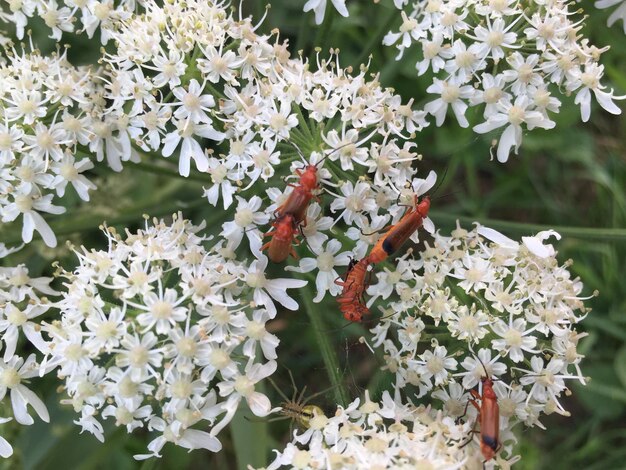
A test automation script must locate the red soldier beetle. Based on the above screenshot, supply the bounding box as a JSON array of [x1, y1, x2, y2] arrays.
[[261, 214, 300, 263], [460, 355, 502, 463], [366, 194, 431, 264], [275, 162, 321, 224], [335, 258, 372, 322], [365, 170, 437, 265], [273, 139, 346, 223], [263, 140, 356, 262]]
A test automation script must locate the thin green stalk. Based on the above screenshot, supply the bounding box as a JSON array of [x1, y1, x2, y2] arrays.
[[300, 279, 350, 407], [131, 161, 212, 184], [429, 210, 626, 241]]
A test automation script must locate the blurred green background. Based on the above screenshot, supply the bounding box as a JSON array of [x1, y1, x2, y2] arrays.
[[1, 0, 625, 468]]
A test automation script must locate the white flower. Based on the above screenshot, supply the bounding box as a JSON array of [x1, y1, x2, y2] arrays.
[[220, 196, 269, 253], [268, 392, 485, 468], [0, 303, 48, 360], [135, 416, 222, 460], [572, 63, 623, 122], [0, 355, 50, 425], [0, 418, 13, 457], [1, 192, 66, 247], [414, 345, 458, 387], [424, 79, 474, 128], [46, 214, 283, 457], [522, 230, 561, 258], [457, 348, 507, 390], [245, 257, 307, 318], [286, 239, 352, 302], [171, 79, 217, 124], [303, 0, 349, 24], [491, 318, 539, 363], [519, 356, 575, 405], [130, 288, 190, 335], [162, 119, 225, 177], [213, 360, 278, 435], [473, 95, 555, 162], [385, 0, 623, 158], [330, 181, 376, 225], [369, 222, 589, 434], [50, 154, 97, 200]]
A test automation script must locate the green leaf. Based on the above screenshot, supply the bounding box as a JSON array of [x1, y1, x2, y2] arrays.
[[230, 401, 268, 470], [614, 346, 626, 389], [576, 363, 626, 418]]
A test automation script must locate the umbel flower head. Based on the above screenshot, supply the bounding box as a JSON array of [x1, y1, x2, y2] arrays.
[[0, 250, 59, 458], [266, 390, 520, 469], [0, 45, 105, 247], [384, 0, 624, 161], [101, 0, 429, 199], [100, 0, 441, 277], [367, 223, 590, 458], [0, 0, 140, 43], [43, 214, 305, 459]]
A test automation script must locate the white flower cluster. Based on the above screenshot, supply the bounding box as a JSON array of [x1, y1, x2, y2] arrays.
[[596, 0, 626, 33], [267, 391, 518, 469], [367, 224, 589, 456], [101, 0, 436, 281], [0, 258, 58, 458], [0, 0, 142, 43], [385, 0, 623, 161], [102, 0, 428, 182], [0, 47, 104, 247], [44, 214, 305, 459]]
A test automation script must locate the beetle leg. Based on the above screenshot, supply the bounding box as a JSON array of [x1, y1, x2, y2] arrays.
[[457, 396, 481, 423]]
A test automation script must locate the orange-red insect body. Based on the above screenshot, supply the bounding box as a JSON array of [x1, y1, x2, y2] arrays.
[[335, 258, 371, 322], [367, 195, 431, 264], [264, 165, 320, 263], [469, 376, 500, 462], [261, 214, 299, 263], [276, 165, 319, 224]]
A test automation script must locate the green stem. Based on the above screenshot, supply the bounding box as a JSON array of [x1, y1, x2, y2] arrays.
[[300, 279, 350, 407], [131, 160, 212, 184], [429, 210, 626, 241]]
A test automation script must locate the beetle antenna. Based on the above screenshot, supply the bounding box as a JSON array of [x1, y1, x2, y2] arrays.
[[430, 189, 464, 202], [473, 352, 490, 379], [430, 164, 450, 197]]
